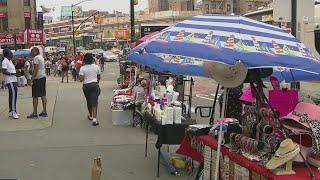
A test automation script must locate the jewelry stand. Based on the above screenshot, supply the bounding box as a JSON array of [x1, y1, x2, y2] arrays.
[[272, 160, 295, 175]]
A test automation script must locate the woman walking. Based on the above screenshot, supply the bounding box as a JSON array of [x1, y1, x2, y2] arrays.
[[1, 49, 19, 119], [61, 56, 69, 83], [79, 53, 101, 126]]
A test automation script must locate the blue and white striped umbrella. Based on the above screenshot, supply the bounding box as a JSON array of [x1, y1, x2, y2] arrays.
[[127, 14, 320, 82]]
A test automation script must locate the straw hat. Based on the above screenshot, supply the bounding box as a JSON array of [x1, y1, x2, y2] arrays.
[[203, 61, 247, 88], [266, 139, 300, 170]]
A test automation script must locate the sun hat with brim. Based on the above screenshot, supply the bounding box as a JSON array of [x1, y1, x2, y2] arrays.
[[281, 102, 320, 132], [266, 139, 300, 170], [203, 61, 248, 88]]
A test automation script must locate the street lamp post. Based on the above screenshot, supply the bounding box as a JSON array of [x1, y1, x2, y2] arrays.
[[130, 0, 135, 42], [71, 0, 93, 55], [72, 10, 76, 55]]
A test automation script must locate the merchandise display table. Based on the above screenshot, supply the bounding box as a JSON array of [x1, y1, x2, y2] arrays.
[[144, 112, 196, 177], [179, 134, 320, 180]]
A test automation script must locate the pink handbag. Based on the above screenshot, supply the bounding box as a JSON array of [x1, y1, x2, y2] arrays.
[[269, 89, 299, 117], [240, 87, 255, 104]]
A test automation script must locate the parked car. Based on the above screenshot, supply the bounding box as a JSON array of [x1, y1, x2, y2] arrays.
[[111, 48, 120, 54], [103, 51, 118, 62]]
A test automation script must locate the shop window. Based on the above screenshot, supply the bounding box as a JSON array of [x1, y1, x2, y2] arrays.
[[0, 17, 8, 32], [25, 18, 31, 29], [0, 0, 7, 6], [24, 0, 30, 6]]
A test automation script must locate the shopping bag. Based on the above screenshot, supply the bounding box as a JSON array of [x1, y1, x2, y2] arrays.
[[91, 157, 102, 180], [269, 89, 299, 117]]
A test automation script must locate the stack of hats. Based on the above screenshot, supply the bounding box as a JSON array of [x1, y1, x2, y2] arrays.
[[266, 139, 300, 170], [281, 102, 320, 167]]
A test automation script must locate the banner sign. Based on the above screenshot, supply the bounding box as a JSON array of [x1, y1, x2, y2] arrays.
[[0, 33, 24, 44], [26, 29, 45, 45], [0, 12, 7, 18]]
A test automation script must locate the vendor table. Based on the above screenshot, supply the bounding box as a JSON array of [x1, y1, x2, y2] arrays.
[[178, 134, 320, 180], [144, 112, 196, 177]]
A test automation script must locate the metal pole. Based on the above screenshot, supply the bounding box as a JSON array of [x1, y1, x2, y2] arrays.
[[130, 0, 135, 42], [290, 0, 300, 89], [72, 9, 76, 55], [14, 33, 17, 50], [100, 23, 102, 48], [210, 84, 220, 125]]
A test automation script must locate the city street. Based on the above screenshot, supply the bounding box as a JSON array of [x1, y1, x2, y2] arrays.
[[0, 62, 205, 180]]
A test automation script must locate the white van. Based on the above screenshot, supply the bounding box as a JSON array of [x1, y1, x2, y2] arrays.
[[44, 46, 58, 54]]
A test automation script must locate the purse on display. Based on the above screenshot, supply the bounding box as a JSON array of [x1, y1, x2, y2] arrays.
[[269, 89, 299, 118]]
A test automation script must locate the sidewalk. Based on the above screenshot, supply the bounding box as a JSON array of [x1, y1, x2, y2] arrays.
[[0, 77, 59, 132]]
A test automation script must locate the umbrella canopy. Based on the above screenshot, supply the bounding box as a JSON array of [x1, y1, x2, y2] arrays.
[[13, 49, 31, 57], [135, 31, 159, 46], [127, 14, 320, 83]]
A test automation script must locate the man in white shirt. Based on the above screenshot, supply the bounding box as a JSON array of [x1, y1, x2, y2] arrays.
[[27, 47, 47, 119], [1, 48, 19, 119]]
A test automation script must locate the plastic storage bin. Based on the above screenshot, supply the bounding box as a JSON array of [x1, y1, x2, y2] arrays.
[[112, 109, 133, 126]]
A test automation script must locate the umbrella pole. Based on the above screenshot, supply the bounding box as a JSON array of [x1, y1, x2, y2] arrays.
[[210, 84, 220, 125], [214, 88, 227, 180]]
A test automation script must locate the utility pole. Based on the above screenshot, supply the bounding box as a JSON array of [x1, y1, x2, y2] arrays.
[[72, 10, 76, 55], [290, 0, 300, 89], [130, 0, 135, 42]]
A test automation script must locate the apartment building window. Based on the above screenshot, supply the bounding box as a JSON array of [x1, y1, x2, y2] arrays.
[[212, 4, 216, 10], [219, 3, 223, 10], [24, 0, 30, 6], [25, 18, 31, 29], [0, 0, 7, 6], [0, 18, 8, 32], [205, 4, 209, 14], [227, 4, 231, 12]]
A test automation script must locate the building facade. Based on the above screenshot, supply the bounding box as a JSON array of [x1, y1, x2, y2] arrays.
[[0, 0, 37, 33], [148, 0, 169, 12], [202, 0, 269, 15], [44, 17, 95, 50], [148, 0, 195, 12]]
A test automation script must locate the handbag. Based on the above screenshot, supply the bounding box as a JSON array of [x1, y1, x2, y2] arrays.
[[269, 89, 299, 117]]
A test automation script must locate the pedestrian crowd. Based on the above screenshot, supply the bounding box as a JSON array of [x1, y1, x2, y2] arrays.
[[0, 49, 103, 126]]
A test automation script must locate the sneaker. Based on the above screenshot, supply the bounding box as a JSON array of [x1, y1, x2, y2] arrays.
[[12, 112, 19, 119], [39, 112, 48, 117], [9, 112, 20, 117], [27, 113, 38, 119], [92, 119, 99, 126], [88, 115, 93, 121]]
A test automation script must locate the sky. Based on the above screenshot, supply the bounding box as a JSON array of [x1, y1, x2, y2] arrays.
[[36, 0, 149, 18]]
